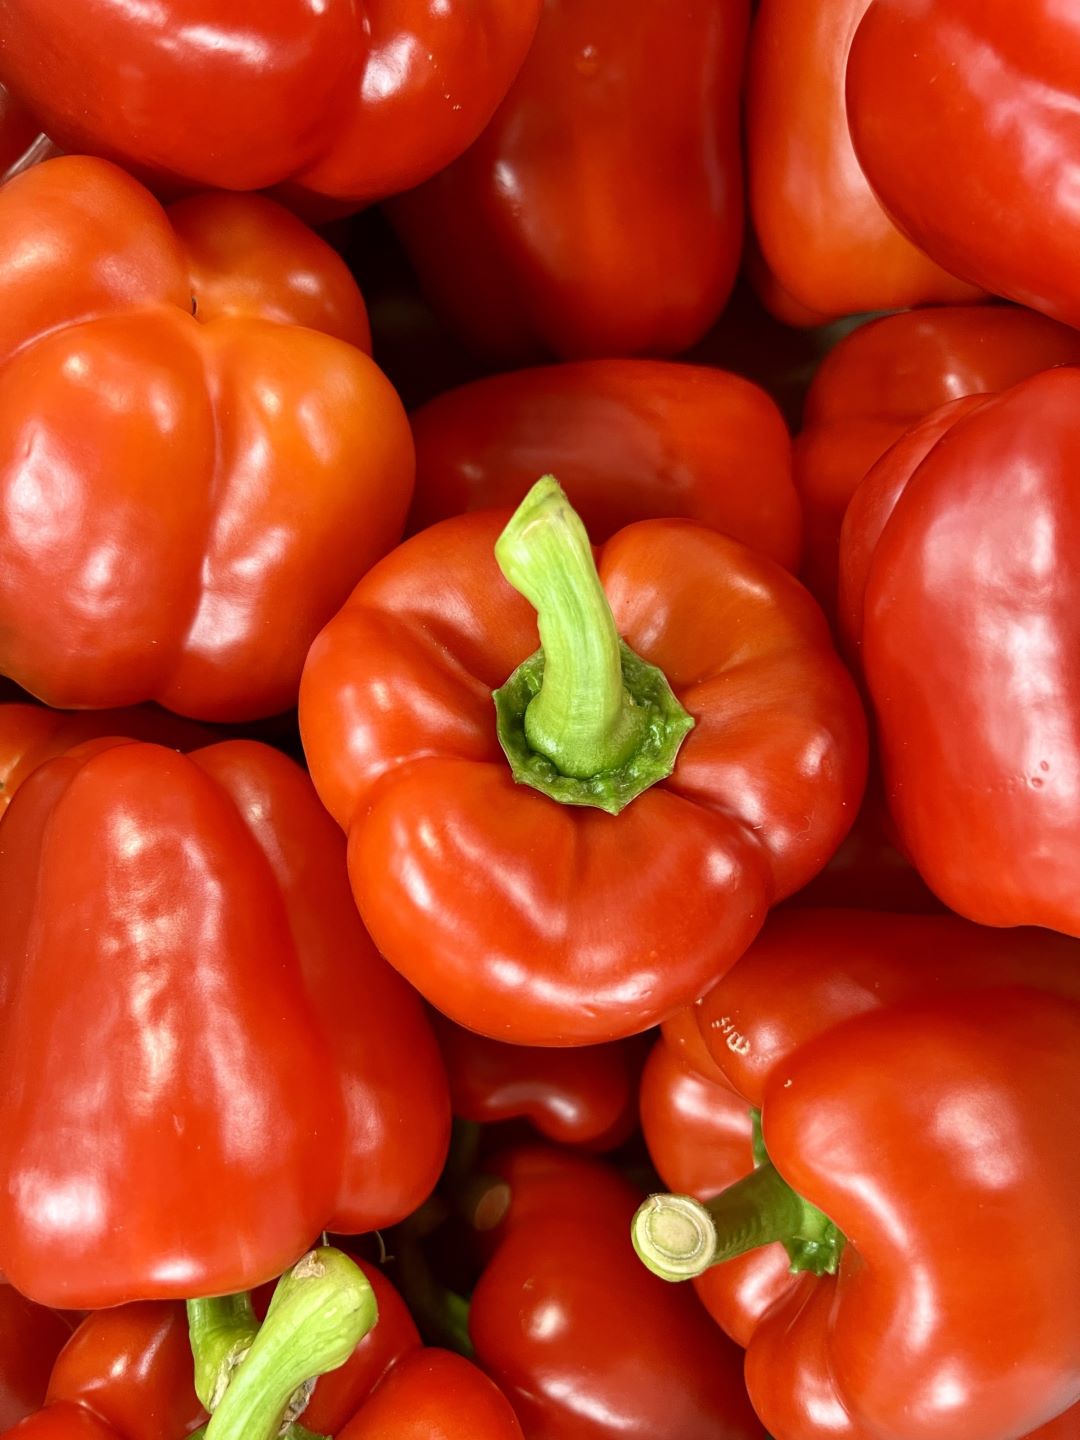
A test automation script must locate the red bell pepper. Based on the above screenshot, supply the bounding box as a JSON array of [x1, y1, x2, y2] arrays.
[[847, 0, 1080, 328], [0, 1288, 73, 1431], [0, 3, 542, 210], [0, 737, 449, 1308], [41, 1303, 204, 1440], [300, 479, 866, 1044], [0, 156, 413, 722], [433, 1015, 643, 1150], [837, 395, 987, 661], [7, 1264, 423, 1438], [635, 907, 1080, 1440], [743, 241, 835, 330], [468, 1145, 764, 1440], [659, 1006, 733, 1088], [336, 1350, 524, 1440], [387, 0, 750, 361], [3, 1410, 118, 1438], [747, 0, 979, 318], [794, 304, 1080, 621], [692, 907, 1080, 1104], [639, 1035, 791, 1348], [0, 704, 213, 819], [838, 367, 1080, 931], [407, 360, 800, 569], [1, 1301, 203, 1439]]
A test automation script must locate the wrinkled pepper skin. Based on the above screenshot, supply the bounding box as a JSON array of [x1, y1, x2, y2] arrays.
[[0, 739, 450, 1307], [794, 305, 1080, 620], [0, 1288, 72, 1431], [838, 368, 1080, 932], [847, 0, 1080, 328], [0, 156, 413, 722], [433, 1015, 643, 1149], [747, 0, 978, 319], [300, 511, 866, 1045], [682, 909, 1080, 1440], [471, 1146, 764, 1440], [408, 361, 800, 567], [388, 0, 749, 361], [2, 1302, 204, 1440], [337, 1350, 525, 1440], [0, 2, 542, 210]]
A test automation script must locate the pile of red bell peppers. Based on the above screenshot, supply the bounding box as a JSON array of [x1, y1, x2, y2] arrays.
[[0, 3, 1076, 1438]]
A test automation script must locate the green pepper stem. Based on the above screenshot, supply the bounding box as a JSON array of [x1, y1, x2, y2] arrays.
[[493, 478, 694, 813], [190, 1427, 326, 1440], [495, 476, 645, 778], [187, 1292, 260, 1413], [200, 1248, 377, 1440], [632, 1162, 845, 1282]]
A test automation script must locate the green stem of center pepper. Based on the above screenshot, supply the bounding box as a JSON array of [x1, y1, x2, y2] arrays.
[[492, 476, 694, 814]]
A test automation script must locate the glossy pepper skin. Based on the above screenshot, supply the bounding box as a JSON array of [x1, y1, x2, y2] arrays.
[[262, 1255, 521, 1438], [337, 1350, 524, 1440], [675, 908, 1080, 1440], [794, 305, 1080, 619], [694, 908, 1080, 1098], [300, 509, 866, 1045], [470, 1146, 764, 1440], [838, 367, 1080, 932], [733, 993, 1080, 1440], [653, 909, 1080, 1375], [747, 0, 978, 319], [433, 1014, 643, 1150], [2, 1302, 204, 1440], [0, 704, 212, 819], [0, 155, 413, 722], [754, 990, 1080, 1440], [0, 1288, 72, 1431], [0, 2, 542, 210], [388, 0, 749, 362], [0, 738, 450, 1308], [639, 1035, 791, 1348], [847, 0, 1080, 328], [408, 361, 800, 567]]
